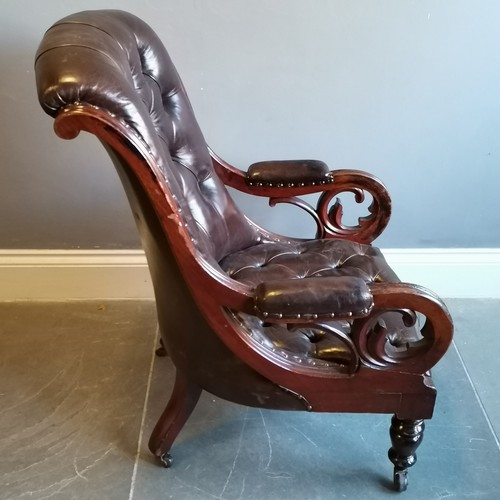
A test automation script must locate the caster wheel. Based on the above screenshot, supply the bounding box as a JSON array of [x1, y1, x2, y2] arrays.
[[155, 345, 167, 357], [155, 339, 168, 357], [394, 468, 408, 492], [160, 452, 173, 468]]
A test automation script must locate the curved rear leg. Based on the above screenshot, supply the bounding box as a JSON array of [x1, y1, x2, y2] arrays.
[[148, 370, 202, 467]]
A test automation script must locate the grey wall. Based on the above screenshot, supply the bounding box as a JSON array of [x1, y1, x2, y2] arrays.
[[1, 0, 499, 249]]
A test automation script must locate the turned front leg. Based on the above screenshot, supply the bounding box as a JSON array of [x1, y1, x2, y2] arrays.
[[388, 416, 425, 492]]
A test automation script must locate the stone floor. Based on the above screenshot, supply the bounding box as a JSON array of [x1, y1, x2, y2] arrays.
[[0, 299, 499, 499]]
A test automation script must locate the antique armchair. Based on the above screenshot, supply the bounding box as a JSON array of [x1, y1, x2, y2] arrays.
[[35, 10, 453, 492]]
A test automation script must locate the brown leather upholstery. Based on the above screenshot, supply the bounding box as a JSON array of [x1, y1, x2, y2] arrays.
[[220, 239, 397, 289], [35, 10, 453, 492], [253, 276, 373, 319], [36, 10, 258, 262], [247, 159, 333, 187]]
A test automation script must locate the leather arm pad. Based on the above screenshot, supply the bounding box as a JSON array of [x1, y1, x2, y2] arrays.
[[247, 160, 333, 187], [253, 276, 373, 321]]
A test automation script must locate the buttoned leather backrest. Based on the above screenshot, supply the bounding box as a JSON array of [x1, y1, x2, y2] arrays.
[[35, 9, 258, 261]]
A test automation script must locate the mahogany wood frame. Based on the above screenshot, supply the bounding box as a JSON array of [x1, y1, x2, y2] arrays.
[[52, 103, 453, 492]]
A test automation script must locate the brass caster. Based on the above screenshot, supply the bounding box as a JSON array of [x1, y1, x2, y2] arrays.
[[394, 468, 408, 492], [160, 452, 173, 468], [155, 338, 168, 357]]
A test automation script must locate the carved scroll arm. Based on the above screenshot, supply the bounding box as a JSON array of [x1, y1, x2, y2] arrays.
[[351, 282, 453, 374], [209, 148, 391, 244], [247, 277, 452, 376]]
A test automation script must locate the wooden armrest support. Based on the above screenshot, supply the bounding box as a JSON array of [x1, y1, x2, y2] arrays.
[[351, 282, 454, 374], [253, 276, 373, 322], [209, 147, 392, 243]]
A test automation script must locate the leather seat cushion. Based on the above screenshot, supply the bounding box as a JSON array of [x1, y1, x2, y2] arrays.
[[220, 239, 407, 372], [220, 238, 399, 287]]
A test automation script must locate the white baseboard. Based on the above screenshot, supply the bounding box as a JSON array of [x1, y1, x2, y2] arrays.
[[0, 248, 498, 301], [0, 250, 153, 301], [383, 248, 500, 299]]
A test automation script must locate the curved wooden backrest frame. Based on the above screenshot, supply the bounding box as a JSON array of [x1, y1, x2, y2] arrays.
[[54, 104, 452, 418]]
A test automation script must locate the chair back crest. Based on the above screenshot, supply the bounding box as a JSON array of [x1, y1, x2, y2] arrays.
[[35, 9, 258, 261]]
